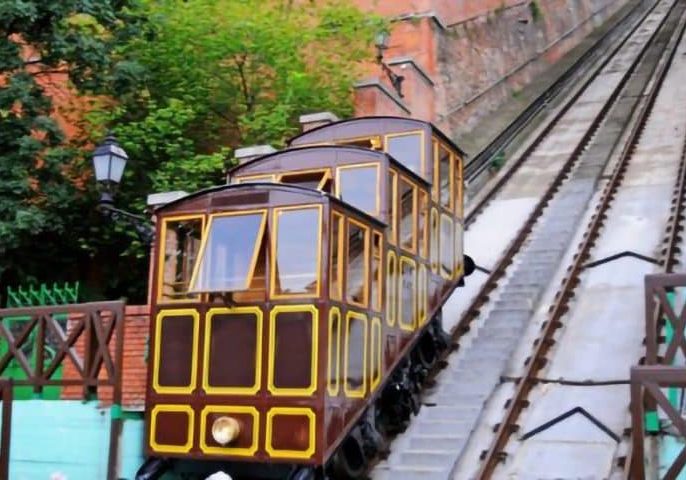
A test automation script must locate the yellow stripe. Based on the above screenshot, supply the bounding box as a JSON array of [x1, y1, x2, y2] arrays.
[[199, 405, 259, 456], [344, 311, 368, 398]]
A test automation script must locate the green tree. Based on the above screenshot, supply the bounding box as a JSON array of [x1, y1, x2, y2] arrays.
[[99, 0, 383, 195], [0, 1, 146, 301]]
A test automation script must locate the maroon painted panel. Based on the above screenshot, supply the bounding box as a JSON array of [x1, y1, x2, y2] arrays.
[[157, 314, 195, 387], [273, 311, 314, 389], [207, 312, 258, 388]]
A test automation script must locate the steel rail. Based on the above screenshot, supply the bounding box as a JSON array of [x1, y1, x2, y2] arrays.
[[477, 4, 686, 477], [464, 0, 658, 229], [622, 23, 686, 480], [450, 0, 671, 349], [463, 0, 649, 183]]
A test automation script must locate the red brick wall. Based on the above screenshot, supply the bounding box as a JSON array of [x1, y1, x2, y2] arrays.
[[61, 305, 150, 410]]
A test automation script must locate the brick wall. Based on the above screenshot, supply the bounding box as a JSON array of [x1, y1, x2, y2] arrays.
[[352, 0, 630, 141], [61, 305, 150, 410]]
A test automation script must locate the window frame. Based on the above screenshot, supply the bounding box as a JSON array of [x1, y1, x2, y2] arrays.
[[439, 213, 455, 280], [398, 175, 418, 255], [345, 217, 371, 309], [330, 211, 345, 302], [335, 162, 381, 217], [188, 209, 267, 294], [234, 174, 277, 184], [398, 256, 417, 332], [388, 169, 398, 246], [157, 214, 206, 304], [278, 168, 332, 191], [371, 231, 384, 312], [435, 141, 455, 213], [270, 204, 324, 299], [327, 307, 342, 396], [384, 130, 427, 178], [386, 250, 397, 327]]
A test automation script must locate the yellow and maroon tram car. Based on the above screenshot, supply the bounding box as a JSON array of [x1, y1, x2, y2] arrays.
[[141, 117, 471, 480]]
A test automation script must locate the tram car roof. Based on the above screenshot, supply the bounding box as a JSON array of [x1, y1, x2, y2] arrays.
[[287, 115, 466, 157], [227, 144, 430, 190], [153, 181, 387, 229]]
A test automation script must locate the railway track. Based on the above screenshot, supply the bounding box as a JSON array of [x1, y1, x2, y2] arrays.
[[371, 1, 686, 478], [477, 2, 686, 476]]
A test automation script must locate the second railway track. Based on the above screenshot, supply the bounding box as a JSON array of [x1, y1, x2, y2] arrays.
[[371, 0, 686, 478]]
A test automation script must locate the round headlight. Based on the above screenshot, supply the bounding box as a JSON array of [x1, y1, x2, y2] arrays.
[[211, 416, 241, 446]]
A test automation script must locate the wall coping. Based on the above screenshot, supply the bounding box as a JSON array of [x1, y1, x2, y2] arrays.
[[354, 78, 412, 114], [387, 56, 435, 86]]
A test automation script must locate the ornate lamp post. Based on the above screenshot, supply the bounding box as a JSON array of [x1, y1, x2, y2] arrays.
[[375, 31, 404, 98], [92, 133, 154, 244]]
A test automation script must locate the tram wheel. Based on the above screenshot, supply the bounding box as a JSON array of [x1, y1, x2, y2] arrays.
[[464, 255, 475, 277]]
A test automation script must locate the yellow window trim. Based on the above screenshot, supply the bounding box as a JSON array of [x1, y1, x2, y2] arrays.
[[335, 162, 381, 217], [202, 307, 263, 395], [419, 190, 429, 259], [267, 304, 319, 396], [389, 169, 398, 246], [199, 405, 259, 456], [346, 217, 370, 309], [149, 404, 194, 454], [398, 256, 417, 332], [344, 310, 368, 399], [454, 220, 464, 278], [434, 140, 455, 213], [398, 174, 418, 255], [440, 213, 455, 281], [270, 204, 323, 299], [431, 139, 439, 203], [234, 174, 277, 184], [455, 154, 464, 217], [418, 264, 428, 327], [330, 212, 345, 302], [156, 214, 206, 304], [188, 209, 268, 294], [384, 130, 426, 178], [370, 317, 382, 392], [295, 135, 382, 150], [278, 168, 332, 190], [152, 309, 199, 394], [386, 250, 397, 327], [265, 407, 316, 459], [327, 307, 342, 397], [371, 231, 384, 312], [430, 207, 439, 274]]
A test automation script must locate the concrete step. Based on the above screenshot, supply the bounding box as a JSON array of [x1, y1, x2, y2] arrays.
[[415, 419, 475, 436], [394, 450, 459, 468], [372, 464, 449, 480], [408, 435, 466, 452]]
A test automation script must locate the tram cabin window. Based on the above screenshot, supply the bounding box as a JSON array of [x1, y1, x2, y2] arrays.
[[346, 219, 370, 307], [386, 132, 423, 177], [160, 217, 203, 301], [272, 207, 321, 296], [438, 144, 453, 211], [189, 212, 266, 293], [337, 164, 380, 216], [280, 170, 330, 190], [399, 177, 417, 253]]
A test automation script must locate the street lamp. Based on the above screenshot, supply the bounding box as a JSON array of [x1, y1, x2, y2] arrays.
[[92, 133, 128, 205], [374, 31, 404, 98], [91, 133, 154, 244]]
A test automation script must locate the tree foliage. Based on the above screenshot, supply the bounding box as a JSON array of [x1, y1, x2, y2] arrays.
[[0, 0, 146, 301], [100, 0, 383, 194], [1, 0, 381, 303]]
